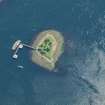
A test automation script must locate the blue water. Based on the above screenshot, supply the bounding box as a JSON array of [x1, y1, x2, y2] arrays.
[[1, 0, 105, 105]]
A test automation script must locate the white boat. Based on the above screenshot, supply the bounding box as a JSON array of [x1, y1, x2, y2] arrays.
[[12, 54, 18, 59], [19, 44, 23, 49], [12, 46, 20, 59], [17, 65, 24, 69], [12, 40, 21, 50]]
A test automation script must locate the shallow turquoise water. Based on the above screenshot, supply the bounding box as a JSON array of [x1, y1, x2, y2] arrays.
[[0, 0, 105, 105]]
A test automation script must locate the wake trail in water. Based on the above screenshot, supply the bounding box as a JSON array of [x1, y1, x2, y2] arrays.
[[78, 76, 99, 94], [68, 63, 99, 95]]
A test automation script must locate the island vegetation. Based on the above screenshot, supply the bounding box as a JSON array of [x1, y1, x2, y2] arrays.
[[31, 30, 64, 71]]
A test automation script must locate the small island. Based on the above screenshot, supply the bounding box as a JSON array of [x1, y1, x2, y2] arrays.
[[31, 30, 64, 71]]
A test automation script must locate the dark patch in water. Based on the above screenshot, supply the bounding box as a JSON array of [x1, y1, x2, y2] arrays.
[[78, 76, 99, 94]]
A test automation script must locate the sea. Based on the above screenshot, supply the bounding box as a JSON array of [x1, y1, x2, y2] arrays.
[[0, 0, 105, 105]]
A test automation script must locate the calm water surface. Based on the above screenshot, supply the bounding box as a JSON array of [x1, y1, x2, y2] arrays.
[[0, 0, 105, 105]]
